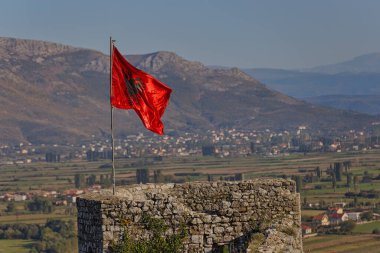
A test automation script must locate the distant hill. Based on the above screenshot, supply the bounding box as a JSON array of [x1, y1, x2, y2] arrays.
[[304, 95, 380, 115], [243, 53, 380, 114], [0, 37, 378, 144], [243, 68, 380, 98], [309, 53, 380, 74]]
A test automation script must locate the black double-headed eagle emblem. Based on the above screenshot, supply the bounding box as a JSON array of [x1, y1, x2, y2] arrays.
[[124, 72, 144, 105]]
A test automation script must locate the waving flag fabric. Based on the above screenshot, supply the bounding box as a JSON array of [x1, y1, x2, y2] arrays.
[[111, 46, 172, 135]]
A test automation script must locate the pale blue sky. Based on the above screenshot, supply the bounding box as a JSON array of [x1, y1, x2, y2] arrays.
[[1, 0, 380, 69]]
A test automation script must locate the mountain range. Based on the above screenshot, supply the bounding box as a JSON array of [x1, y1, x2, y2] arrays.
[[305, 95, 380, 115], [243, 53, 380, 115], [309, 53, 380, 74], [243, 69, 380, 97], [0, 37, 377, 144]]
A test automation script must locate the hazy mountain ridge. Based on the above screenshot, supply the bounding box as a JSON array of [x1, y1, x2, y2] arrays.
[[242, 53, 380, 115], [304, 95, 380, 115], [244, 68, 380, 98], [0, 37, 377, 144], [309, 52, 380, 74]]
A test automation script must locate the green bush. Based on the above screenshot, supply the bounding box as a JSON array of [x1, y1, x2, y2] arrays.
[[340, 220, 356, 234], [110, 214, 187, 253], [26, 197, 54, 213]]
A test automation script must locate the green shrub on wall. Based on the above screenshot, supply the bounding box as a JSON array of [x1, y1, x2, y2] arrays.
[[110, 214, 187, 253]]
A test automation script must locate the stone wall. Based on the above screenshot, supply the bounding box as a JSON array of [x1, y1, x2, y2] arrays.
[[77, 179, 303, 253]]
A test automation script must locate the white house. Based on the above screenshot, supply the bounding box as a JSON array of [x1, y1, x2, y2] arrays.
[[347, 212, 361, 221], [14, 194, 27, 201]]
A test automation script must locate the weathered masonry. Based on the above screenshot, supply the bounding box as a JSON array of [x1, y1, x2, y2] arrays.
[[77, 179, 303, 253]]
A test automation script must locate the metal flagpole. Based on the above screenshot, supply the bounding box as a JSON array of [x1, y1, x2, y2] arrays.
[[110, 36, 116, 195]]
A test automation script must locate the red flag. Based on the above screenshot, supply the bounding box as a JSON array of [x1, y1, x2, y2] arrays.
[[111, 46, 172, 135]]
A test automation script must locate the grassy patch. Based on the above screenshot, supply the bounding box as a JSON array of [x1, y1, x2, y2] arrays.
[[303, 234, 380, 253], [0, 239, 35, 253], [0, 212, 74, 224], [301, 209, 325, 217], [353, 221, 380, 234]]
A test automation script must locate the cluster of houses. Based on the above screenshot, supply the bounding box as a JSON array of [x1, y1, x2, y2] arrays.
[[312, 207, 360, 226], [0, 185, 101, 206], [2, 125, 380, 165], [302, 207, 364, 237], [0, 190, 58, 202]]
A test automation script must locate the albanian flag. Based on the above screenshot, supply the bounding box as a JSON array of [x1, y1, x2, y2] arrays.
[[111, 46, 172, 135]]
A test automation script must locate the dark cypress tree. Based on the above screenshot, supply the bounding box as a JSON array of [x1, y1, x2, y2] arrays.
[[354, 175, 359, 193], [295, 175, 303, 193], [316, 166, 322, 179], [332, 174, 337, 192], [346, 173, 353, 189], [334, 162, 343, 181]]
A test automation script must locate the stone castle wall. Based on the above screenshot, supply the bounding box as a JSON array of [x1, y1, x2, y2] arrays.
[[77, 179, 303, 253]]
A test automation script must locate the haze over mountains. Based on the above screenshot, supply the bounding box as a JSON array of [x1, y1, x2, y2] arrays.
[[309, 53, 380, 74], [243, 53, 380, 115], [0, 37, 377, 144]]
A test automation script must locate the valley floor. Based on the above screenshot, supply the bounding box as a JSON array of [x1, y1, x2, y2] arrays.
[[303, 234, 380, 253]]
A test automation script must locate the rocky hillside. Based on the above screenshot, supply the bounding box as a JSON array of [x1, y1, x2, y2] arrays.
[[0, 37, 377, 144]]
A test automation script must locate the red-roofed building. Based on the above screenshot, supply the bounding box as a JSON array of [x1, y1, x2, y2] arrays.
[[329, 212, 348, 225], [302, 224, 312, 236], [312, 213, 330, 227], [327, 207, 343, 214]]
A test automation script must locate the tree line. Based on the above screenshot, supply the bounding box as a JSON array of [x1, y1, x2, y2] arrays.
[[0, 219, 77, 253]]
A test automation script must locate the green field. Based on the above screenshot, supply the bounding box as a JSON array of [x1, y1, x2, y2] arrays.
[[0, 240, 35, 253], [353, 221, 380, 234], [304, 235, 380, 253], [1, 149, 380, 194], [301, 209, 324, 217], [2, 150, 380, 251], [303, 235, 380, 253], [0, 212, 74, 224]]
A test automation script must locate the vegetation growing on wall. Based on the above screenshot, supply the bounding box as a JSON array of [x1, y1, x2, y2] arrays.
[[110, 214, 187, 253]]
